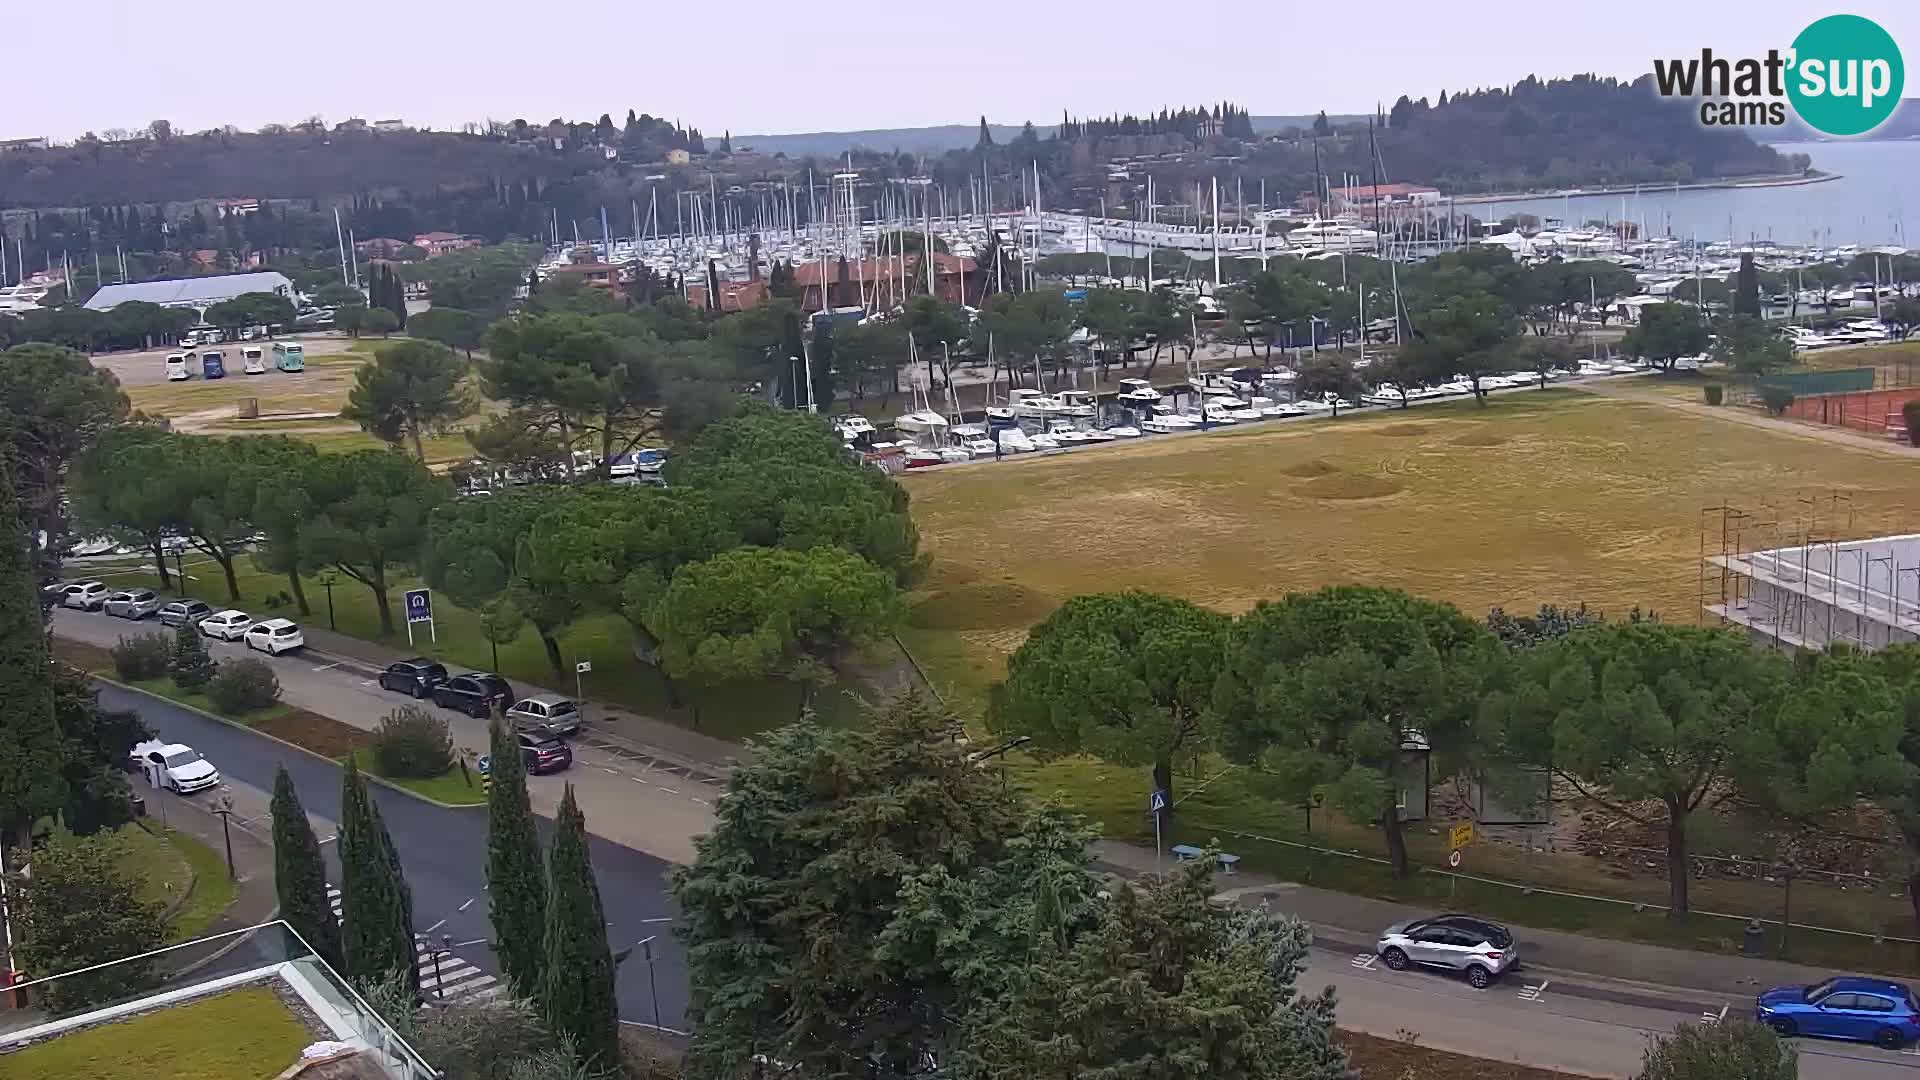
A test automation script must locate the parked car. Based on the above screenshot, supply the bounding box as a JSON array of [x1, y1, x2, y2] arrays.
[[198, 609, 255, 641], [1757, 976, 1920, 1049], [59, 580, 110, 611], [506, 693, 583, 737], [244, 618, 306, 655], [131, 739, 221, 794], [517, 732, 573, 774], [42, 578, 74, 602], [104, 588, 163, 619], [432, 672, 517, 718], [379, 658, 449, 698], [1375, 915, 1518, 989], [158, 599, 215, 628]]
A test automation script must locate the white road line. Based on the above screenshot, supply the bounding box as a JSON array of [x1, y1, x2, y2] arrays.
[[421, 918, 447, 936], [457, 897, 476, 913], [632, 777, 650, 785], [641, 916, 673, 924], [1700, 1003, 1728, 1025], [600, 767, 618, 775], [312, 662, 340, 672], [619, 1020, 693, 1037], [658, 787, 678, 794], [1350, 953, 1378, 970], [454, 938, 488, 948], [1518, 978, 1549, 1002], [691, 797, 709, 805]]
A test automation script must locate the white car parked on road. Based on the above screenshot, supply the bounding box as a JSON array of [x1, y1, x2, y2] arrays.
[[60, 581, 110, 610], [131, 740, 221, 794], [199, 609, 255, 641], [244, 618, 305, 654]]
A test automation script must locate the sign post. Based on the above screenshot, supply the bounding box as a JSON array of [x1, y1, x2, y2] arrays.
[[403, 588, 435, 646], [575, 659, 591, 702], [1447, 822, 1474, 899], [1149, 789, 1168, 869]]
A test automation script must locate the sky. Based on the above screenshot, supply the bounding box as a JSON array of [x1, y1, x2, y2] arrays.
[[10, 1, 1918, 140]]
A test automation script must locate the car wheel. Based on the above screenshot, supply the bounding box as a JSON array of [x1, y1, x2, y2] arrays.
[[1876, 1027, 1905, 1050], [1769, 1018, 1795, 1037], [1465, 965, 1492, 990], [413, 683, 428, 700], [1381, 948, 1409, 971], [469, 701, 486, 719]]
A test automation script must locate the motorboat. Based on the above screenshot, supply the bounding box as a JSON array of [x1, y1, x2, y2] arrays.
[[1008, 389, 1068, 418], [834, 416, 876, 442], [1028, 432, 1062, 451], [997, 428, 1036, 453], [964, 437, 998, 458], [1139, 417, 1182, 434], [1081, 429, 1118, 443], [1057, 390, 1099, 416], [894, 410, 950, 438], [1117, 378, 1164, 405], [1053, 429, 1097, 446], [903, 447, 943, 469], [1285, 218, 1380, 254], [1105, 425, 1143, 438]]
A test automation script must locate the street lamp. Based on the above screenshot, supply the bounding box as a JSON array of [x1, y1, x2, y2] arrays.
[[212, 794, 236, 880], [615, 934, 665, 1033], [317, 570, 338, 631]]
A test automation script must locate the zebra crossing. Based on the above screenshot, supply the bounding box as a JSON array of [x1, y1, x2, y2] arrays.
[[327, 885, 504, 1004]]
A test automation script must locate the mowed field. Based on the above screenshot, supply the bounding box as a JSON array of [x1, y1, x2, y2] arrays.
[[900, 389, 1920, 707]]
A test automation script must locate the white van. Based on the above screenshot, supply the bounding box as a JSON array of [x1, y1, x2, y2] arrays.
[[165, 353, 191, 381], [242, 346, 266, 374]]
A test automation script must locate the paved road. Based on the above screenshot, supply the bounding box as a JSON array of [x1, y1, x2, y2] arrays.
[[109, 685, 689, 1032], [56, 608, 720, 864]]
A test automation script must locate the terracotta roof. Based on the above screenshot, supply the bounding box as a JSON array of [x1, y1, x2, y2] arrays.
[[790, 253, 976, 286], [412, 231, 464, 243]]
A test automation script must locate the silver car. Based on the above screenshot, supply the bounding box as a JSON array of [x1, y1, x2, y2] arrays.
[[105, 588, 163, 619], [1375, 915, 1518, 988], [506, 693, 583, 738]]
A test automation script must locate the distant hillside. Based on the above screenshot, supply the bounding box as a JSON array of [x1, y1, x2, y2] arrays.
[[718, 114, 1370, 158], [1753, 97, 1920, 142]]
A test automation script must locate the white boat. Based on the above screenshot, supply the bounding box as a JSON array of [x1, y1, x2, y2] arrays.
[[894, 409, 950, 437], [997, 428, 1036, 453], [1117, 378, 1163, 405], [1082, 429, 1118, 442], [1105, 425, 1143, 438], [964, 438, 997, 458], [1286, 218, 1380, 254], [902, 447, 943, 469], [938, 447, 972, 464], [834, 416, 876, 441], [1139, 417, 1182, 434]]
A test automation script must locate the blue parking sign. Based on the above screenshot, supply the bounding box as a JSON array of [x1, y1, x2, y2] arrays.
[[404, 588, 433, 624]]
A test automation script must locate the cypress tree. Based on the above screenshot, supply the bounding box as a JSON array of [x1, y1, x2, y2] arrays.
[[168, 619, 216, 691], [0, 464, 67, 844], [539, 785, 618, 1071], [339, 757, 418, 996], [485, 713, 547, 996], [272, 765, 343, 970], [385, 265, 408, 329]]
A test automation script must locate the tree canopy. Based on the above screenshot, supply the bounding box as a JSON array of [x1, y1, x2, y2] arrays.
[[340, 339, 477, 461]]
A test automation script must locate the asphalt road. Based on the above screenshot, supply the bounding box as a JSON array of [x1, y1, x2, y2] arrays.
[[108, 685, 690, 1032]]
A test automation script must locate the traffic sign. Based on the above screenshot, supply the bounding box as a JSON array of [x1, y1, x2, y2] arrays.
[[1449, 822, 1475, 850], [575, 660, 592, 674], [404, 588, 433, 623], [1148, 789, 1167, 814], [475, 755, 491, 775], [1448, 849, 1462, 868]]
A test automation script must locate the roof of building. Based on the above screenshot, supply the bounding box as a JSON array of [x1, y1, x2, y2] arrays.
[[791, 254, 976, 286], [412, 231, 466, 243], [1330, 182, 1440, 198], [83, 271, 293, 311]]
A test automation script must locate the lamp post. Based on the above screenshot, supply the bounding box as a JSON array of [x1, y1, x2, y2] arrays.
[[212, 794, 236, 880], [615, 935, 665, 1033], [317, 570, 337, 631], [174, 547, 189, 597]]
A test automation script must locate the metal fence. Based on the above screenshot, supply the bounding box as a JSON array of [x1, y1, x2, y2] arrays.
[[1755, 367, 1879, 396]]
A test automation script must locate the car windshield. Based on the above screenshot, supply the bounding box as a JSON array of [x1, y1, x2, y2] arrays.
[[275, 625, 298, 635], [162, 750, 204, 768], [1807, 978, 1840, 1001], [548, 701, 578, 717]]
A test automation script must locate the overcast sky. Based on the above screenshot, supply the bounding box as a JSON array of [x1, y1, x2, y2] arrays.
[[10, 1, 1916, 140]]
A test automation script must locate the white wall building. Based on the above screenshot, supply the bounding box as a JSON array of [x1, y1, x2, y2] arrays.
[[1705, 533, 1920, 652], [82, 270, 293, 315]]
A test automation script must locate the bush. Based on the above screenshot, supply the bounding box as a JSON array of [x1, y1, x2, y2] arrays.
[[1702, 383, 1723, 406], [372, 705, 454, 778], [1904, 399, 1920, 447], [112, 634, 171, 681], [206, 657, 282, 714], [169, 621, 217, 692], [1633, 1020, 1793, 1080], [1759, 385, 1795, 416]]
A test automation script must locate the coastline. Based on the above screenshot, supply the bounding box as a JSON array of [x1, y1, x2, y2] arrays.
[[1447, 171, 1842, 206]]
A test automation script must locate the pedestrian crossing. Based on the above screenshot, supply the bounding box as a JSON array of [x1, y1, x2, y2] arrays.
[[326, 885, 504, 1005]]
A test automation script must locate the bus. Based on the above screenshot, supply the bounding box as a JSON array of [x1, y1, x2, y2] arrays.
[[200, 351, 226, 379], [241, 346, 266, 374], [272, 342, 305, 372]]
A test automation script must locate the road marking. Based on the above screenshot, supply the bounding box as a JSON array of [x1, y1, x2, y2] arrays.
[[457, 897, 476, 913], [1350, 953, 1378, 970], [641, 916, 673, 924], [421, 918, 447, 936], [600, 767, 618, 775], [312, 662, 340, 672], [454, 938, 488, 948], [1518, 979, 1549, 1002], [632, 777, 650, 785], [691, 797, 709, 805], [619, 1020, 694, 1037], [360, 679, 377, 687], [1700, 1003, 1728, 1025], [658, 787, 678, 794]]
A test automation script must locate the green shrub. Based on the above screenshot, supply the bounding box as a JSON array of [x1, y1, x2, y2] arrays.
[[1903, 399, 1920, 447], [1702, 383, 1723, 406], [112, 634, 171, 681], [169, 621, 217, 692], [1759, 385, 1795, 416], [206, 657, 282, 714], [372, 705, 454, 778]]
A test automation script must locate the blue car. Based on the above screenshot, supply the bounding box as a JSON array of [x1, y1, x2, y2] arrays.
[[1756, 976, 1920, 1049]]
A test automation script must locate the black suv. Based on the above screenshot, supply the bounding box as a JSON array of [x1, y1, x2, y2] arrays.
[[517, 732, 573, 774], [432, 672, 516, 718], [378, 658, 449, 698]]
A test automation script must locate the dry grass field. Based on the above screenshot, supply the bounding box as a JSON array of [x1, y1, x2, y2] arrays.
[[900, 389, 1920, 708]]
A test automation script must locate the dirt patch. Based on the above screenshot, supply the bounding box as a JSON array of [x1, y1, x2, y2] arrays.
[[1281, 458, 1340, 478], [1452, 430, 1509, 447], [1297, 472, 1405, 500], [1377, 423, 1429, 437], [251, 709, 372, 759], [1338, 1030, 1581, 1080], [910, 581, 1058, 631], [52, 636, 118, 672]]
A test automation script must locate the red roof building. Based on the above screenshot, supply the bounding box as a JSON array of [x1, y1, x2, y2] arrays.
[[790, 253, 978, 311]]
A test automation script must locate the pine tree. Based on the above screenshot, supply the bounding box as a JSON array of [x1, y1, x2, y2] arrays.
[[539, 785, 618, 1072], [168, 618, 217, 691], [339, 757, 418, 996], [977, 116, 993, 147], [0, 464, 67, 843], [272, 765, 344, 970], [486, 713, 546, 996]]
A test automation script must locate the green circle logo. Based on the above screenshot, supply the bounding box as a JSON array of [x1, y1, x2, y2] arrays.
[[1787, 15, 1904, 136]]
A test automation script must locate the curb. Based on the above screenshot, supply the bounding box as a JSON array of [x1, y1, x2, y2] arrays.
[[90, 672, 485, 811], [136, 818, 200, 926]]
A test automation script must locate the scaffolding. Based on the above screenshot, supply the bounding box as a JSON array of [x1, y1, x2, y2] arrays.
[[1701, 496, 1920, 651]]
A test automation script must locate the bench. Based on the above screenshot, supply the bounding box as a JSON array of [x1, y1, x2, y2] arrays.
[[1169, 845, 1240, 874]]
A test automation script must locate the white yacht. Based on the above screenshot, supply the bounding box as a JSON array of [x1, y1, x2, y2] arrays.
[[1117, 378, 1163, 406], [1285, 219, 1380, 254]]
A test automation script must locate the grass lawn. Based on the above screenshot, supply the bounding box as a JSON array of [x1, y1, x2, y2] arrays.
[[0, 985, 312, 1080], [113, 674, 297, 727], [344, 749, 486, 806], [107, 821, 239, 943]]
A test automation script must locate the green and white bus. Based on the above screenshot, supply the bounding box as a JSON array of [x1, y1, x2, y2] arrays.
[[271, 341, 305, 372]]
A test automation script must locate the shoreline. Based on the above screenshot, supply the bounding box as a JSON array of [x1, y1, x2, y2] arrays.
[[1448, 171, 1842, 206]]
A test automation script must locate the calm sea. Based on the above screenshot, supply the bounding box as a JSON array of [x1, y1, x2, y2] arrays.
[[1470, 141, 1916, 248]]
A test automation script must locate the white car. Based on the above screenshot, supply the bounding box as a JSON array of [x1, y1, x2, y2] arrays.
[[244, 618, 305, 654], [60, 580, 110, 610], [199, 609, 255, 641], [131, 740, 221, 794]]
